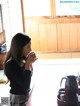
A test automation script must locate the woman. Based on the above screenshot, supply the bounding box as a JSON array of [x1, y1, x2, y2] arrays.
[[4, 32, 37, 106]]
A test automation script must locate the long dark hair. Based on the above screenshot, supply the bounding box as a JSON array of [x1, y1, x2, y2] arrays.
[[4, 32, 31, 80]]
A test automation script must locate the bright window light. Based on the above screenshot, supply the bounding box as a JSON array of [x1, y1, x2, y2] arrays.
[[23, 0, 50, 16]]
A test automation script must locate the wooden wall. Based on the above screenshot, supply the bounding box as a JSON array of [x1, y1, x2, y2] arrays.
[[24, 17, 80, 52], [22, 0, 80, 53]]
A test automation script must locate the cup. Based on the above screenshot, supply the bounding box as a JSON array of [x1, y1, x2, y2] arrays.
[[29, 52, 36, 58]]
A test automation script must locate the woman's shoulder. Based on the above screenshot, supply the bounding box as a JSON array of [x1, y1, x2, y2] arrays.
[[5, 59, 21, 74], [4, 59, 18, 75], [5, 58, 18, 67]]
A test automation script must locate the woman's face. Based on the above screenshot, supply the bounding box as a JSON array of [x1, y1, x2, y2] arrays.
[[22, 41, 31, 57]]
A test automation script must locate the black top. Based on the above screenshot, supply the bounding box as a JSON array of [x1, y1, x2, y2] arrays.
[[5, 59, 32, 95]]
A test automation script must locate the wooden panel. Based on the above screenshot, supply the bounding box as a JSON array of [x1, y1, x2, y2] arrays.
[[77, 23, 80, 51], [57, 23, 62, 51], [50, 0, 56, 17], [24, 17, 80, 52], [47, 24, 57, 51], [69, 23, 78, 51], [25, 19, 57, 52], [30, 24, 40, 51], [36, 52, 80, 59], [39, 24, 48, 52], [57, 23, 70, 52], [25, 23, 40, 51], [61, 23, 70, 51]]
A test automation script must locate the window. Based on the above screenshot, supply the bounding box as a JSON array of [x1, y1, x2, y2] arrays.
[[56, 0, 80, 16], [23, 0, 51, 16]]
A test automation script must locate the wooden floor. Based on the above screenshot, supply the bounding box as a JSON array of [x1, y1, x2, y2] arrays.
[[0, 58, 80, 106]]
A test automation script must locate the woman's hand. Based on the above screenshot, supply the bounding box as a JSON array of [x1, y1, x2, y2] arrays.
[[25, 52, 38, 70], [27, 52, 37, 63]]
